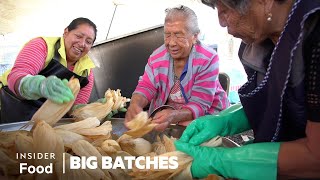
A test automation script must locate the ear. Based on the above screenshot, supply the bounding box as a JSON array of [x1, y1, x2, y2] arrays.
[[63, 28, 68, 37], [193, 33, 199, 44], [262, 0, 274, 16]]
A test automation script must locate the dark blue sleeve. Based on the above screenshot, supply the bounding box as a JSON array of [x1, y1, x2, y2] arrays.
[[303, 15, 320, 122]]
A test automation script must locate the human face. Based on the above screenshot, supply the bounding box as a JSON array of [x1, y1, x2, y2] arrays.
[[164, 18, 197, 61], [63, 23, 95, 63], [215, 1, 269, 44]]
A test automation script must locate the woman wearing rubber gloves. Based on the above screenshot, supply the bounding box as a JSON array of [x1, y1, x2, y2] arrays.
[[175, 0, 320, 179], [0, 17, 97, 123]]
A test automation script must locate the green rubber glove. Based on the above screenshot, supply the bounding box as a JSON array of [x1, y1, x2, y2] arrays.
[[72, 104, 86, 111], [19, 75, 74, 104], [175, 140, 281, 180], [96, 97, 106, 104], [179, 103, 250, 145]]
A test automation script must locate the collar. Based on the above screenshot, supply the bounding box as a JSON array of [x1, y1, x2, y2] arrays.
[[241, 39, 274, 74], [58, 38, 95, 75]]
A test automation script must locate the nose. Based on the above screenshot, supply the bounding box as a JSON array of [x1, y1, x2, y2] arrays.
[[169, 36, 177, 46], [218, 10, 228, 27], [78, 38, 86, 47]]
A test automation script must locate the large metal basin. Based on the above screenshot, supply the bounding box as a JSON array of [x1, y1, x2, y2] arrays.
[[0, 118, 239, 147]]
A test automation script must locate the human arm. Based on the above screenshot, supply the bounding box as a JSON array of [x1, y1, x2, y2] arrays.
[[278, 21, 320, 178], [8, 38, 73, 103], [124, 93, 149, 126], [8, 38, 47, 96], [277, 121, 320, 178], [176, 100, 319, 179], [125, 56, 157, 126], [175, 121, 320, 179], [152, 108, 193, 131]]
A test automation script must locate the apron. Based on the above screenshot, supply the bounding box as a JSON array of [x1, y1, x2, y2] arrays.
[[238, 0, 320, 142], [0, 41, 89, 123]]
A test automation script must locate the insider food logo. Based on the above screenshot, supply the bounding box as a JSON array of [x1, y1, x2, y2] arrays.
[[18, 153, 55, 174], [17, 152, 179, 174]]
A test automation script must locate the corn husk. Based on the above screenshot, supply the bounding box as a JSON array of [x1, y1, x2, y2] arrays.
[[116, 134, 132, 143], [129, 136, 225, 180], [126, 111, 149, 129], [54, 117, 100, 131], [162, 134, 176, 152], [71, 140, 111, 179], [0, 148, 18, 166], [125, 111, 157, 138], [72, 140, 102, 157], [172, 163, 193, 180], [111, 89, 127, 110], [15, 133, 34, 165], [26, 77, 80, 128], [73, 121, 112, 136], [90, 135, 112, 147], [0, 130, 30, 149], [152, 141, 166, 155], [110, 151, 132, 174], [33, 120, 64, 165], [118, 137, 152, 156], [71, 89, 114, 121], [129, 151, 192, 180], [15, 133, 33, 153], [54, 129, 91, 149], [101, 139, 121, 155], [0, 150, 17, 177], [55, 153, 94, 180]]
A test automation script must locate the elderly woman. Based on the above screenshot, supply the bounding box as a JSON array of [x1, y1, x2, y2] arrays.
[[175, 0, 320, 179], [0, 17, 97, 123], [125, 5, 229, 131]]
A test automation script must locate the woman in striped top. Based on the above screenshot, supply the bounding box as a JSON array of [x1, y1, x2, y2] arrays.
[[125, 5, 229, 132]]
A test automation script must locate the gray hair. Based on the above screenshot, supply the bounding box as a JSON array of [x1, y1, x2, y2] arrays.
[[201, 0, 287, 14], [201, 0, 250, 14], [165, 5, 200, 35]]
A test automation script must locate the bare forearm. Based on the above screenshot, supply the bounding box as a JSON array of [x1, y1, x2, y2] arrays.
[[13, 77, 24, 98], [125, 93, 149, 124], [130, 93, 149, 108], [278, 122, 320, 178], [171, 108, 193, 124]]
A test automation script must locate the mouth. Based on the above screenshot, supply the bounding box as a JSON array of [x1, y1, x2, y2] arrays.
[[169, 49, 180, 55], [73, 46, 83, 55]]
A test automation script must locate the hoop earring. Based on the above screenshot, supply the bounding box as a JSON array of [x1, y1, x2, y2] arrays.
[[267, 13, 272, 22]]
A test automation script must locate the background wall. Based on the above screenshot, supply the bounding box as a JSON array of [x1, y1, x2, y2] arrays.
[[0, 0, 247, 102]]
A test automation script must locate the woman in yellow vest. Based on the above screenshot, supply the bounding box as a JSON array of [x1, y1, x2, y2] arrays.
[[0, 17, 97, 123]]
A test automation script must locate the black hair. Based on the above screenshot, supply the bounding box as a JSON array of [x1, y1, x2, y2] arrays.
[[67, 17, 97, 42]]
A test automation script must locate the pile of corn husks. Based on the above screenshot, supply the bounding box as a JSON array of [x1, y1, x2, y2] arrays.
[[0, 78, 224, 180]]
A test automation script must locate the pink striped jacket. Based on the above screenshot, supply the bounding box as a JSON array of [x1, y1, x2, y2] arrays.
[[134, 43, 230, 124]]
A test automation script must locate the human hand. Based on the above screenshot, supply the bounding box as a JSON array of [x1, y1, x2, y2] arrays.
[[20, 75, 74, 104], [179, 103, 250, 145], [152, 109, 176, 132], [175, 140, 280, 179], [124, 103, 143, 128]]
